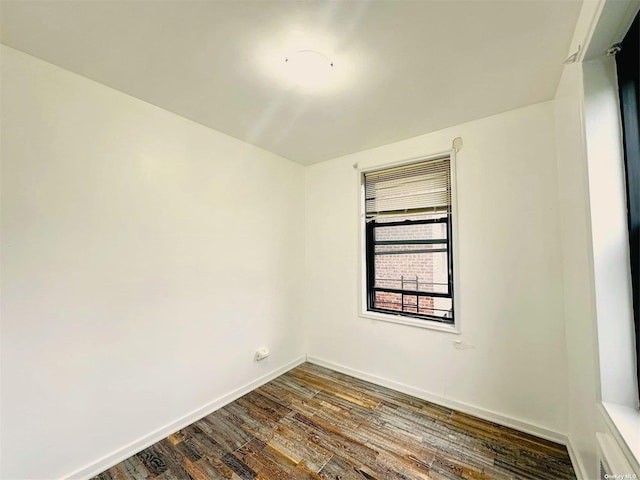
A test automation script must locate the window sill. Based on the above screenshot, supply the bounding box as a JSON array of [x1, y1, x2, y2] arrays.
[[359, 310, 460, 333], [601, 401, 640, 473]]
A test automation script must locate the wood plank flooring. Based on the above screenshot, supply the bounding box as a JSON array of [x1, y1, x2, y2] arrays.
[[92, 363, 576, 480]]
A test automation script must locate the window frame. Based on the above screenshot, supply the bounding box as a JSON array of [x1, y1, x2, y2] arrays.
[[358, 150, 461, 333], [365, 217, 454, 323], [615, 12, 640, 404]]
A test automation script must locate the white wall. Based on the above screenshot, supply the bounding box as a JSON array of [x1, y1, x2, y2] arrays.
[[0, 46, 306, 479], [4, 13, 637, 478], [304, 101, 569, 437], [552, 1, 640, 476], [583, 57, 637, 408], [553, 61, 603, 480], [554, 56, 640, 480]]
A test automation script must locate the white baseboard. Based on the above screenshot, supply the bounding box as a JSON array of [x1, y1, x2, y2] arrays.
[[64, 355, 307, 480], [65, 354, 574, 480], [306, 355, 568, 446], [565, 436, 589, 480], [600, 402, 640, 476]]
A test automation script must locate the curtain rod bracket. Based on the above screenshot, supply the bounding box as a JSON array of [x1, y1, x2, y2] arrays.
[[607, 43, 622, 56], [452, 137, 463, 153], [563, 44, 581, 64]]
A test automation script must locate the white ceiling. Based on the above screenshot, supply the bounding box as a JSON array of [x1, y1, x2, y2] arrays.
[[0, 0, 582, 165]]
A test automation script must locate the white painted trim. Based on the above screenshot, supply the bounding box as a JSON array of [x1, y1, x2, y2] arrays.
[[597, 431, 637, 479], [578, 0, 607, 61], [64, 355, 307, 480], [583, 0, 639, 61], [449, 147, 462, 333], [358, 310, 460, 333], [63, 353, 578, 479], [306, 355, 568, 445], [566, 436, 589, 480], [599, 402, 640, 475]]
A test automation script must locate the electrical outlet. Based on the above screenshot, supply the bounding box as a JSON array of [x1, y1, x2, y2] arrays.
[[453, 340, 475, 350]]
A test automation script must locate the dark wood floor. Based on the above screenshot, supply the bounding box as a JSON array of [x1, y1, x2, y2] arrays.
[[92, 363, 576, 480]]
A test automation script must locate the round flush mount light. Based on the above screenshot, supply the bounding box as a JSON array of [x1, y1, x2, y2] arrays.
[[257, 31, 355, 94], [283, 50, 334, 89]]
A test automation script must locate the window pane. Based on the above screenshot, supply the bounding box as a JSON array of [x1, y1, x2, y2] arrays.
[[373, 292, 453, 320], [374, 291, 403, 312], [373, 220, 449, 295], [374, 252, 449, 294]]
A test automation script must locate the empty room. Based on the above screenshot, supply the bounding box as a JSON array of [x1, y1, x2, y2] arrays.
[[1, 0, 639, 479]]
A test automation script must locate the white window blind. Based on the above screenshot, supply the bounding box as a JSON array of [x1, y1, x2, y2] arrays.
[[364, 156, 451, 221]]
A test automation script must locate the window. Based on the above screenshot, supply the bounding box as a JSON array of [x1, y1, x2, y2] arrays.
[[615, 12, 640, 403], [363, 156, 456, 325]]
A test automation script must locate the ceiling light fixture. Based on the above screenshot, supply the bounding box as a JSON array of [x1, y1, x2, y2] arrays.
[[284, 49, 334, 89]]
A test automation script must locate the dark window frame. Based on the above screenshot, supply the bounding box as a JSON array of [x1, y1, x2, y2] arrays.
[[615, 12, 640, 404], [365, 217, 455, 325]]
